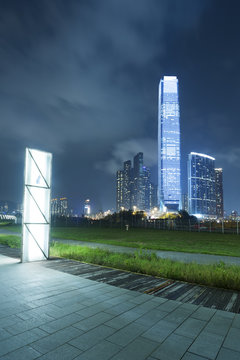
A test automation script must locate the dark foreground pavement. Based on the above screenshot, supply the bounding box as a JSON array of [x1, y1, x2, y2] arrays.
[[1, 253, 240, 360]]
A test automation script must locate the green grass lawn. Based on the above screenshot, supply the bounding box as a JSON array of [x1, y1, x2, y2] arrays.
[[50, 226, 240, 257], [1, 233, 240, 291], [3, 225, 240, 257]]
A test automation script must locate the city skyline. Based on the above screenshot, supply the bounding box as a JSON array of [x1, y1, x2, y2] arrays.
[[0, 1, 240, 214]]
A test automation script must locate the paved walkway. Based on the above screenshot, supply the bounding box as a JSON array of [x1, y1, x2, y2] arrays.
[[0, 253, 240, 359]]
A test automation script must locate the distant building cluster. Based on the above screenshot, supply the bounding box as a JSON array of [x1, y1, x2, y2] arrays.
[[116, 75, 225, 219], [116, 152, 157, 213], [51, 197, 69, 216]]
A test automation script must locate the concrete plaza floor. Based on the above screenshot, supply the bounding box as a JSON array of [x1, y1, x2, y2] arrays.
[[1, 254, 240, 360]]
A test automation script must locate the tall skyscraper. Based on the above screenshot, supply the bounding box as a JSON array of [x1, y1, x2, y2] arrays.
[[133, 152, 145, 210], [215, 168, 224, 218], [116, 170, 124, 212], [158, 76, 181, 212], [188, 152, 216, 218], [123, 160, 132, 210], [84, 199, 91, 216], [60, 197, 68, 216]]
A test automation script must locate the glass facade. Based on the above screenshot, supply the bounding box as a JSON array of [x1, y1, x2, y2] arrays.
[[188, 152, 216, 217], [158, 76, 181, 211], [215, 168, 224, 218]]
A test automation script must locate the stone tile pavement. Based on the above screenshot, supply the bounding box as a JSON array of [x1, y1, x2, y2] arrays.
[[0, 254, 240, 360]]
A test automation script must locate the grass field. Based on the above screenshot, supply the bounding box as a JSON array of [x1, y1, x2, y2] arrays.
[[51, 227, 240, 257], [1, 233, 240, 291], [3, 225, 240, 257]]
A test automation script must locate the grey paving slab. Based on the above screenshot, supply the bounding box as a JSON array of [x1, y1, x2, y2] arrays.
[[73, 311, 114, 331], [107, 322, 146, 347], [189, 331, 224, 359], [232, 314, 240, 329], [39, 313, 84, 334], [134, 309, 168, 327], [151, 333, 193, 360], [69, 324, 116, 351], [181, 352, 209, 360], [174, 317, 207, 339], [142, 319, 178, 343], [163, 306, 194, 325], [223, 327, 240, 352], [36, 344, 82, 360], [73, 339, 122, 360], [111, 336, 159, 360], [105, 314, 136, 330], [191, 306, 216, 321], [31, 326, 83, 354], [216, 347, 240, 360], [0, 345, 41, 360], [204, 313, 233, 336], [156, 299, 182, 312]]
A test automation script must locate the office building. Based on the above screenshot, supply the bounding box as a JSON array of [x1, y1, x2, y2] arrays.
[[116, 170, 124, 212], [188, 152, 216, 218], [60, 197, 68, 216], [84, 199, 91, 216], [123, 160, 132, 210], [133, 153, 145, 210], [158, 76, 181, 212], [215, 168, 224, 218]]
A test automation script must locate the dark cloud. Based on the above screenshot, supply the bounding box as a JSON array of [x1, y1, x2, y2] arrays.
[[0, 0, 239, 213]]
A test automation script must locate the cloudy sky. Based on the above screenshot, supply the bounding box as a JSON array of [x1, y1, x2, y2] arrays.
[[0, 0, 240, 214]]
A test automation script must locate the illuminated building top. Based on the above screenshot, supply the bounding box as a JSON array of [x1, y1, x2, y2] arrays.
[[190, 152, 215, 161]]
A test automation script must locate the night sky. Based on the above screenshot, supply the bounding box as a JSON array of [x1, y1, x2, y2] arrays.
[[0, 0, 240, 214]]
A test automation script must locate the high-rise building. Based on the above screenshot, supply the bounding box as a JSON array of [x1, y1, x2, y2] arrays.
[[188, 152, 216, 218], [116, 170, 124, 212], [84, 199, 91, 216], [143, 166, 151, 211], [123, 160, 132, 210], [51, 198, 59, 215], [215, 168, 224, 218], [149, 183, 158, 210], [133, 152, 145, 210], [60, 197, 68, 216], [158, 76, 181, 212], [116, 153, 156, 212]]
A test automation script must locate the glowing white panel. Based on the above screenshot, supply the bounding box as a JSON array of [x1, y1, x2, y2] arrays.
[[22, 148, 52, 262]]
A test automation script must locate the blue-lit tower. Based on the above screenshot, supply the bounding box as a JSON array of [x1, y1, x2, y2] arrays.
[[158, 76, 181, 212], [188, 152, 216, 218]]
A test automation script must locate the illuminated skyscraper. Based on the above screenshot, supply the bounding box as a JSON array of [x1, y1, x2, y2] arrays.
[[158, 76, 181, 211], [84, 199, 91, 216], [188, 152, 216, 218], [215, 168, 224, 218], [60, 197, 68, 216], [116, 170, 124, 212], [133, 152, 145, 210], [123, 160, 132, 210]]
